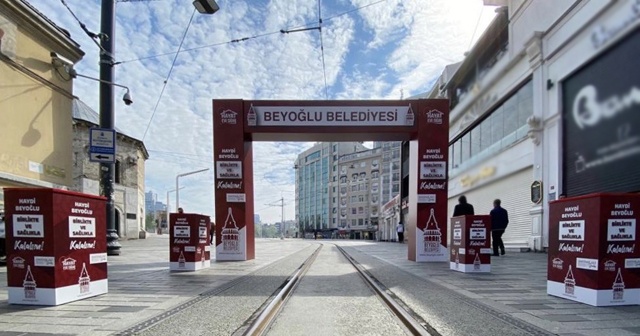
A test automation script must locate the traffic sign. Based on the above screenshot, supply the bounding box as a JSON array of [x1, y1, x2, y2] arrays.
[[89, 128, 116, 163], [90, 153, 115, 162]]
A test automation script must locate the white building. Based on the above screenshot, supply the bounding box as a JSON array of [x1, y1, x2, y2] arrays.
[[438, 0, 639, 251]]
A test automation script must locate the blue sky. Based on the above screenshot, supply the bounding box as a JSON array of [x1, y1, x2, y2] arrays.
[[29, 0, 496, 223]]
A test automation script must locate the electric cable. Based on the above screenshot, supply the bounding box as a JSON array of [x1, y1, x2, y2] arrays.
[[114, 0, 388, 65], [59, 0, 108, 54], [141, 8, 197, 141], [467, 5, 485, 51], [318, 0, 329, 100]]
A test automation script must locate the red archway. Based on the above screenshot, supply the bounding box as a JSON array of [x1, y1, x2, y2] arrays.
[[213, 99, 449, 262]]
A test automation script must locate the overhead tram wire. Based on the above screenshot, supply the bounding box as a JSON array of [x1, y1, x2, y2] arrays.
[[141, 8, 197, 141], [59, 0, 107, 54], [318, 0, 329, 100], [467, 5, 485, 51], [112, 0, 389, 66]]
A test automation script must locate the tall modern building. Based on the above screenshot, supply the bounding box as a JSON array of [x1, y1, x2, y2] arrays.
[[295, 142, 367, 236], [373, 141, 402, 205], [336, 148, 383, 239]]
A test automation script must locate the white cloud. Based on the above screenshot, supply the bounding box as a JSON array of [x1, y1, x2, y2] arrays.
[[27, 0, 496, 223]]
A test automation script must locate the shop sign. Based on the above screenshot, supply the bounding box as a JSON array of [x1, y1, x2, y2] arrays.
[[591, 0, 640, 50], [563, 27, 640, 196], [460, 166, 496, 188]]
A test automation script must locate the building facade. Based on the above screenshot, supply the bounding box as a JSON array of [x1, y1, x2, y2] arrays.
[[373, 141, 402, 205], [0, 0, 84, 212], [71, 99, 149, 239], [294, 142, 367, 237], [336, 148, 382, 239], [437, 0, 639, 251]]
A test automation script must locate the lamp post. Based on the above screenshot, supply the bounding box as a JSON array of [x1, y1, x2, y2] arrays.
[[176, 168, 209, 211], [166, 187, 184, 228], [99, 0, 219, 255]]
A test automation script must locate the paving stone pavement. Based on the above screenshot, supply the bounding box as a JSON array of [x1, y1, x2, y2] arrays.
[[337, 240, 640, 336], [0, 235, 314, 336], [1, 237, 639, 335]]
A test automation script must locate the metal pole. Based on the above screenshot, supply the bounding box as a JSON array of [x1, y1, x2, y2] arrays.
[[176, 175, 179, 212], [100, 0, 121, 255]]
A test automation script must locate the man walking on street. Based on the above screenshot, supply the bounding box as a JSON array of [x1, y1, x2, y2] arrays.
[[490, 199, 509, 256], [396, 221, 404, 243]]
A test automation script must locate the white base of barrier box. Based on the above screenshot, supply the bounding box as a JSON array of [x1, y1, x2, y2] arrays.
[[8, 279, 108, 306], [170, 260, 211, 272], [547, 281, 640, 306], [450, 262, 491, 273]]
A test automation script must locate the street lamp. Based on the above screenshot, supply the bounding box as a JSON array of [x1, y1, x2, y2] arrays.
[[192, 0, 220, 14], [166, 187, 184, 227], [176, 168, 209, 211], [99, 0, 218, 255]]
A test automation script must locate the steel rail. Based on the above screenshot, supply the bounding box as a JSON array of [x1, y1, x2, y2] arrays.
[[335, 244, 437, 336], [244, 243, 436, 336], [243, 244, 323, 336]]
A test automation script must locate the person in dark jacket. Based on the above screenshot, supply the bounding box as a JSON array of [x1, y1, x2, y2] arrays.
[[453, 195, 475, 217], [490, 199, 509, 256]]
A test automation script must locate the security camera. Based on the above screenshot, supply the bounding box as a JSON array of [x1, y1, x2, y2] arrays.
[[122, 91, 133, 105], [50, 51, 73, 68]]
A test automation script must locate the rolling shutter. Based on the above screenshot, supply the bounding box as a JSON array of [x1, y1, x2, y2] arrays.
[[448, 168, 533, 248]]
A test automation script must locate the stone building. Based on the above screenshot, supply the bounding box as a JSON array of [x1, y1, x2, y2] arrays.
[[71, 99, 149, 239], [0, 0, 84, 210]]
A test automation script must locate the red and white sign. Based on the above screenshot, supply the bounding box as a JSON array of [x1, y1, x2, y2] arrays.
[[68, 216, 96, 238], [4, 188, 108, 306], [420, 161, 446, 180], [248, 105, 415, 127], [449, 215, 492, 272], [169, 213, 211, 271], [548, 193, 640, 306], [216, 161, 242, 179]]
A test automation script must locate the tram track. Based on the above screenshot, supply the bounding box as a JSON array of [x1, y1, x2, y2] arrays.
[[242, 243, 439, 336]]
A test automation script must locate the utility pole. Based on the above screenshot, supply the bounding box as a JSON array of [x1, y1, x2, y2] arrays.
[[100, 0, 120, 255]]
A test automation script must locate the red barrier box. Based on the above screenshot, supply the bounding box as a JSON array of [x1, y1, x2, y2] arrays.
[[450, 215, 492, 273], [548, 193, 640, 306], [169, 213, 211, 271], [4, 188, 108, 305]]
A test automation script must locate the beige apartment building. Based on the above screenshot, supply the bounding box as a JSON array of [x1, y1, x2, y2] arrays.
[[0, 0, 84, 211], [337, 148, 382, 240]]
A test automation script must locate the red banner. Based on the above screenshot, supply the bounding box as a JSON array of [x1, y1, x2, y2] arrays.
[[411, 100, 449, 262], [169, 213, 211, 271], [548, 193, 640, 306], [450, 215, 492, 272], [4, 188, 107, 305]]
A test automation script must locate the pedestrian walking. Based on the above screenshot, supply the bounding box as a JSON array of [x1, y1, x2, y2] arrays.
[[453, 195, 475, 217], [209, 221, 215, 245], [490, 199, 509, 256], [396, 221, 404, 243]]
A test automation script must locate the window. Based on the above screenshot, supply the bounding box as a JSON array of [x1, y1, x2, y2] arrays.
[[115, 160, 121, 184], [340, 176, 347, 183], [358, 218, 364, 226], [359, 172, 366, 180], [351, 195, 358, 202], [351, 219, 357, 227], [358, 207, 364, 214], [372, 171, 379, 179], [351, 185, 357, 192], [471, 126, 481, 157], [333, 144, 338, 152], [351, 208, 357, 215], [461, 132, 471, 163], [358, 195, 365, 202]]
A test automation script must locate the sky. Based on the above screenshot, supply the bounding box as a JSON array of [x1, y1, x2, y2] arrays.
[[29, 0, 497, 224]]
